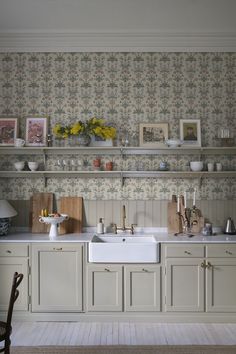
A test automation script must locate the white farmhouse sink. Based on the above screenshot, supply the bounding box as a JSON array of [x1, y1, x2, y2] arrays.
[[88, 235, 160, 263]]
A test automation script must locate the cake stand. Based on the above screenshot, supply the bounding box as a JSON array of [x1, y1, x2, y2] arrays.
[[39, 214, 69, 238]]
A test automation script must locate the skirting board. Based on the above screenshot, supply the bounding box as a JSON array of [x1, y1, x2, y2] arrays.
[[3, 312, 236, 323]]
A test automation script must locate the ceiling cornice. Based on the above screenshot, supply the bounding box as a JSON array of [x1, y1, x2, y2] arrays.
[[0, 31, 236, 52]]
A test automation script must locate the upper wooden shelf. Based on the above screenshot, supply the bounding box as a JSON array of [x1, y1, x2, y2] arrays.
[[0, 146, 236, 155]]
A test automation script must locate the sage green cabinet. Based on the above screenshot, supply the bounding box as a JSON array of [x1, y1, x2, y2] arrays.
[[124, 265, 161, 312], [165, 258, 204, 312], [205, 244, 236, 312], [206, 258, 236, 312], [87, 264, 122, 312], [164, 244, 236, 313], [87, 264, 161, 312], [31, 243, 83, 312], [0, 243, 29, 311]]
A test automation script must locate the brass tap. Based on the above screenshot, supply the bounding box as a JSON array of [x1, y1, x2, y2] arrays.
[[113, 205, 137, 234]]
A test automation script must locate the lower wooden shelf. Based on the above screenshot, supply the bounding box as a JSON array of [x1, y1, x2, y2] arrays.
[[0, 170, 235, 179]]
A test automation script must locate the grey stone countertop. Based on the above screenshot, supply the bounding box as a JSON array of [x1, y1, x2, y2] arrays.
[[1, 232, 236, 243]]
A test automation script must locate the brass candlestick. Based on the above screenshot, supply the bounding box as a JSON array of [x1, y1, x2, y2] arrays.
[[176, 196, 204, 236]]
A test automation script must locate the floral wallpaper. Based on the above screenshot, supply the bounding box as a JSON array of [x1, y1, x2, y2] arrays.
[[0, 52, 235, 201]]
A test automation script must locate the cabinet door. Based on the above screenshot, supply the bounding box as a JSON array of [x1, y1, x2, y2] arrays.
[[206, 258, 236, 312], [87, 265, 122, 311], [124, 265, 161, 312], [32, 244, 83, 312], [165, 258, 204, 312], [0, 257, 28, 311]]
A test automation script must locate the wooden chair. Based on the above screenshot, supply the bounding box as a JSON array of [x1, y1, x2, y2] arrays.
[[0, 272, 24, 354]]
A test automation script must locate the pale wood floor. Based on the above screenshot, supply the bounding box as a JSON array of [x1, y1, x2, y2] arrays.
[[11, 322, 236, 346]]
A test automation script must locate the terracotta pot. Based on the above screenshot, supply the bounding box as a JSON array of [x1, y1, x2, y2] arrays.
[[105, 162, 113, 171]]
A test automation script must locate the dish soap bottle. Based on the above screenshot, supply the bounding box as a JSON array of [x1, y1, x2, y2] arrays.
[[97, 218, 104, 234]]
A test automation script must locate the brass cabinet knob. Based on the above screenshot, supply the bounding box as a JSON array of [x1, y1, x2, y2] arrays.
[[206, 261, 212, 269], [200, 262, 205, 268], [226, 250, 233, 255]]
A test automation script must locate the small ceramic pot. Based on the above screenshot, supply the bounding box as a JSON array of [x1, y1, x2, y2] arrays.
[[93, 158, 101, 168], [105, 162, 113, 171]]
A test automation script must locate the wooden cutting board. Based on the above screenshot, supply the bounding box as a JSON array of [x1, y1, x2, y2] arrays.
[[167, 195, 182, 234], [59, 197, 83, 234], [30, 193, 53, 233]]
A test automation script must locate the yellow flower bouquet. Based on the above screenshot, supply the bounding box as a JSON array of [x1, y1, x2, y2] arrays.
[[52, 118, 116, 147]]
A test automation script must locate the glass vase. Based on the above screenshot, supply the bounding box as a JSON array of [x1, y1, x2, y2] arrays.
[[76, 134, 91, 146]]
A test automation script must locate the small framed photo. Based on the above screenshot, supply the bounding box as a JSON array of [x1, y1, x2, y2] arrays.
[[0, 117, 18, 146], [180, 119, 201, 147], [25, 117, 48, 146], [139, 123, 168, 147]]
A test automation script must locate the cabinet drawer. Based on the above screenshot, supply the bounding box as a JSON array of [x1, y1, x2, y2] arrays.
[[0, 243, 29, 257], [206, 244, 236, 258], [165, 244, 205, 258]]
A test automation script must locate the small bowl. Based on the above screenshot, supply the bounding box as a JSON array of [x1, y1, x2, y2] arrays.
[[14, 161, 25, 171], [28, 162, 39, 171], [165, 139, 183, 148], [190, 161, 203, 172]]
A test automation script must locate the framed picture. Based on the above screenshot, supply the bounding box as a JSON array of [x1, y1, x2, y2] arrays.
[[139, 123, 168, 147], [0, 117, 18, 146], [180, 119, 201, 147], [25, 117, 48, 146]]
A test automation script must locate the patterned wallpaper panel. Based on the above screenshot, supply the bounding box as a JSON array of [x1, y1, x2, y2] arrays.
[[0, 52, 235, 201]]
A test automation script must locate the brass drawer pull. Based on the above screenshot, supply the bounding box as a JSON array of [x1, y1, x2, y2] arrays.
[[206, 261, 212, 269], [142, 268, 148, 272], [6, 250, 12, 254], [184, 251, 191, 255], [226, 250, 233, 255], [53, 247, 63, 251], [200, 262, 205, 268], [104, 268, 110, 272]]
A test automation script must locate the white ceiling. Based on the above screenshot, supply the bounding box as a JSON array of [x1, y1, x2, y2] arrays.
[[0, 0, 236, 51]]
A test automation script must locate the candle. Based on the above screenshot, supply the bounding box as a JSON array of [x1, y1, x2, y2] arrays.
[[184, 192, 187, 208], [177, 195, 180, 213], [193, 189, 196, 207]]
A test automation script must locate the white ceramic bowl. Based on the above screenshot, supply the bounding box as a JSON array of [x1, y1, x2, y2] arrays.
[[190, 161, 203, 172], [14, 161, 25, 171], [165, 139, 183, 148], [28, 162, 39, 171]]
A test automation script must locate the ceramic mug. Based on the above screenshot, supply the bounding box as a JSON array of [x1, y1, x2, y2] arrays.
[[159, 161, 168, 170], [207, 162, 214, 172], [14, 138, 25, 147], [216, 162, 222, 171]]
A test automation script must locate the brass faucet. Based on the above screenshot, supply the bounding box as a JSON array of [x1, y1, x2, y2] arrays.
[[113, 205, 136, 234]]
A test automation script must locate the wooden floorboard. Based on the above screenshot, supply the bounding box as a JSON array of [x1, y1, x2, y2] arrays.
[[11, 322, 236, 346]]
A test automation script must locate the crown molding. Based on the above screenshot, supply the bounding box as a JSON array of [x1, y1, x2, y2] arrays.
[[0, 31, 235, 52]]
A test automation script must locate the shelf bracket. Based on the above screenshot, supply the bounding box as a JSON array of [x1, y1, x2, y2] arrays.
[[43, 174, 47, 188], [120, 172, 124, 187], [198, 175, 203, 189], [42, 149, 47, 170]]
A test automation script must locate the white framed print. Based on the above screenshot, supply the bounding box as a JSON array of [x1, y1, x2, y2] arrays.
[[139, 123, 168, 147], [180, 119, 201, 147], [25, 116, 48, 146]]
